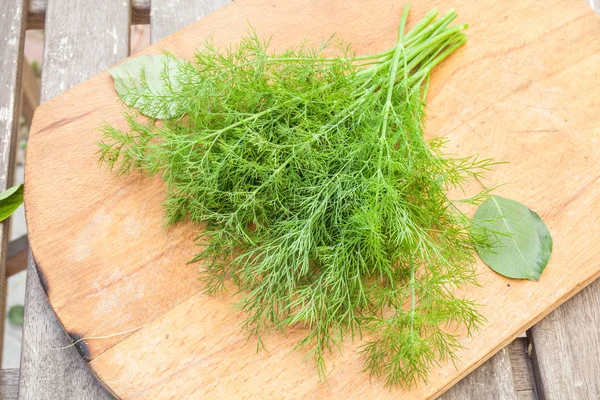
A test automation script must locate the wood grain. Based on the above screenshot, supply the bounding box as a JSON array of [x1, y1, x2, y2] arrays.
[[528, 281, 600, 399], [0, 0, 27, 361], [20, 256, 114, 400], [440, 338, 538, 400], [19, 0, 129, 398], [26, 0, 600, 30], [0, 369, 19, 400], [440, 348, 517, 400], [150, 0, 231, 43], [24, 0, 600, 398], [27, 0, 151, 29], [508, 339, 538, 400]]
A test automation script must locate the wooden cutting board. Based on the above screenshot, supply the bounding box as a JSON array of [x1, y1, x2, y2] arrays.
[[24, 0, 600, 398]]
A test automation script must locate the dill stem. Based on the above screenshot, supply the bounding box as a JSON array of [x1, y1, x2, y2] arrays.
[[411, 36, 467, 85], [405, 10, 457, 47], [201, 105, 280, 141], [404, 8, 439, 41], [410, 266, 416, 333]]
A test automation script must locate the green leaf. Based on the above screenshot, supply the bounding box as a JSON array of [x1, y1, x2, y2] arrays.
[[0, 184, 24, 222], [473, 195, 552, 281], [108, 54, 184, 119], [8, 305, 24, 325]]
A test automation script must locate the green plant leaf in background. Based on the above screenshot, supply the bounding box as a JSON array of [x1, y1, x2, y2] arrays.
[[0, 184, 23, 222], [473, 195, 552, 281], [108, 54, 185, 119], [8, 305, 24, 325]]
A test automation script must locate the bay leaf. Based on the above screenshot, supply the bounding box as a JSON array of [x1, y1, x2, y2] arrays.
[[108, 54, 184, 119], [473, 195, 552, 281]]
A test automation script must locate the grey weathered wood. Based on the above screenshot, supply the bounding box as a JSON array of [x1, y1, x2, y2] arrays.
[[19, 0, 129, 398], [27, 0, 151, 29], [439, 347, 518, 400], [0, 0, 27, 361], [38, 2, 129, 102], [20, 259, 114, 400], [0, 369, 20, 400], [508, 338, 538, 400], [26, 0, 600, 31], [149, 0, 232, 43], [528, 280, 600, 400]]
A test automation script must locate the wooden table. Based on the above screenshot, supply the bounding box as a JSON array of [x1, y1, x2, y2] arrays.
[[0, 0, 598, 398]]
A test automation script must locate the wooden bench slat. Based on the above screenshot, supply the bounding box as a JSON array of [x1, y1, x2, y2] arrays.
[[0, 369, 20, 400], [507, 338, 538, 400], [442, 339, 540, 400], [20, 257, 114, 399], [19, 0, 130, 398], [439, 348, 518, 400], [149, 0, 231, 44], [0, 0, 27, 362], [27, 0, 150, 29], [528, 281, 600, 400]]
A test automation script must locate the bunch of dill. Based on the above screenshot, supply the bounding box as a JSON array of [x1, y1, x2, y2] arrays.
[[100, 6, 493, 388]]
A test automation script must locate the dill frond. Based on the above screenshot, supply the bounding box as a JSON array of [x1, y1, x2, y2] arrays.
[[100, 5, 493, 388]]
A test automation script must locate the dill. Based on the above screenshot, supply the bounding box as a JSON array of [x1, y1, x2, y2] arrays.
[[100, 5, 494, 388]]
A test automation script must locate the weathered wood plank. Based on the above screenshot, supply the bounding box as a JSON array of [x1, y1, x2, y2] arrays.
[[0, 368, 20, 400], [0, 0, 27, 361], [150, 0, 231, 43], [20, 257, 114, 399], [26, 0, 600, 30], [439, 348, 517, 400], [27, 0, 151, 29], [439, 338, 539, 399], [38, 3, 129, 102], [508, 338, 538, 400], [528, 280, 600, 400], [19, 0, 129, 398]]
